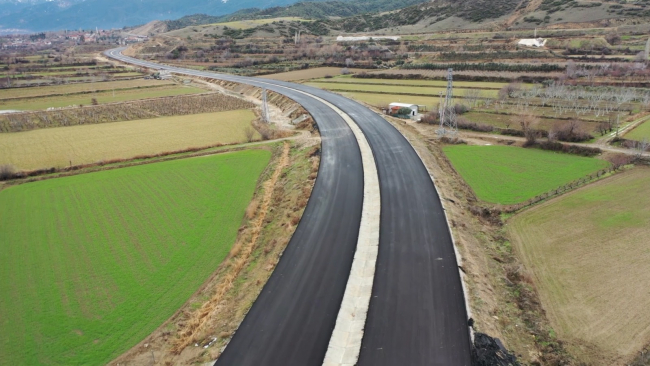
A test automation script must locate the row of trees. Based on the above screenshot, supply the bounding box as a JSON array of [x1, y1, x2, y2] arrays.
[[566, 61, 650, 82], [403, 62, 564, 72], [499, 81, 650, 120]]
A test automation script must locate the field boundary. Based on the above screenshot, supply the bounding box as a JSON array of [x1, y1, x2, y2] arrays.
[[0, 83, 178, 102], [0, 141, 283, 189], [316, 91, 380, 366]]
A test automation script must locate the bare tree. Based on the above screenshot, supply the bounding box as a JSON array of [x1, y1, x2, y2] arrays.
[[244, 126, 255, 143], [566, 60, 577, 78], [635, 138, 649, 159], [608, 154, 632, 170], [463, 89, 481, 108], [519, 113, 540, 146]]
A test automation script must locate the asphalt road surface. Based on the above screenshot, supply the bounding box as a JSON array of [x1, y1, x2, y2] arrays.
[[105, 48, 472, 366]]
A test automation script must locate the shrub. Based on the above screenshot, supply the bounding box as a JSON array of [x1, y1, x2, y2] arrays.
[[501, 128, 525, 137], [537, 141, 602, 156], [498, 82, 522, 100], [0, 164, 16, 180], [454, 103, 469, 115], [550, 120, 592, 143], [457, 118, 494, 132], [419, 111, 438, 124], [396, 107, 412, 116], [607, 153, 633, 169]]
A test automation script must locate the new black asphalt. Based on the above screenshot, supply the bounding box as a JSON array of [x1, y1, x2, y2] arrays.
[[105, 48, 472, 366]]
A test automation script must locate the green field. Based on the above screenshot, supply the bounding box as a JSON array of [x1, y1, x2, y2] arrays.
[[443, 145, 609, 204], [305, 82, 499, 98], [0, 149, 271, 365], [624, 119, 650, 141], [0, 85, 205, 111], [462, 111, 599, 132], [312, 78, 513, 89], [0, 109, 258, 170], [508, 168, 650, 364]]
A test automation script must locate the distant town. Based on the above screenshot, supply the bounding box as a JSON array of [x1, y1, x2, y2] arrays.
[[1, 29, 146, 51]]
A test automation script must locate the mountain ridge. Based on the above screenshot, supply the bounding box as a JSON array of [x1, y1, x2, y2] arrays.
[[0, 0, 339, 32]]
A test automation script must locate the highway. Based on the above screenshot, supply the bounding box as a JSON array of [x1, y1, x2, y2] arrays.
[[105, 48, 472, 366]]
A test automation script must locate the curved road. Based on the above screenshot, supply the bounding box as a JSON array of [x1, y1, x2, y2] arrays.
[[105, 48, 472, 366]]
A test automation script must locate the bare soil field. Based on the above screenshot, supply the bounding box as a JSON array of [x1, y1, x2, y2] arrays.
[[508, 167, 650, 365], [0, 110, 258, 170]]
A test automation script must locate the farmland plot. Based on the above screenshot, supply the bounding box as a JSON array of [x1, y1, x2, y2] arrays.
[[624, 119, 650, 141], [305, 81, 499, 98], [312, 78, 513, 89], [0, 85, 205, 111], [508, 168, 650, 365], [261, 67, 366, 81], [443, 145, 609, 204], [0, 110, 258, 170], [0, 79, 175, 100], [0, 149, 271, 365]]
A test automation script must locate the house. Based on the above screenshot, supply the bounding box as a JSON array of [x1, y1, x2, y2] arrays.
[[388, 103, 418, 116], [518, 38, 547, 48]]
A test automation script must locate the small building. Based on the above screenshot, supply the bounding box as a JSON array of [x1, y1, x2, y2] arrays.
[[337, 35, 401, 42], [388, 103, 418, 116], [518, 38, 547, 48], [158, 70, 172, 80]]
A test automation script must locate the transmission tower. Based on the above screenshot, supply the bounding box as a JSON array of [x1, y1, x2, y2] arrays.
[[437, 68, 457, 135], [261, 88, 270, 123]]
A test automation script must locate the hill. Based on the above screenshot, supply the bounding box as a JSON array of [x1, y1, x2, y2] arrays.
[[159, 0, 649, 38], [0, 0, 334, 32], [164, 0, 431, 31]]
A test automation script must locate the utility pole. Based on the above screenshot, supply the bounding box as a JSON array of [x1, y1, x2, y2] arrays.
[[262, 88, 270, 123], [438, 68, 457, 135]]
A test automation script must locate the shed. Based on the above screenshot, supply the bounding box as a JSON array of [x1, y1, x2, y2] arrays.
[[518, 38, 547, 48], [388, 103, 418, 116]]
